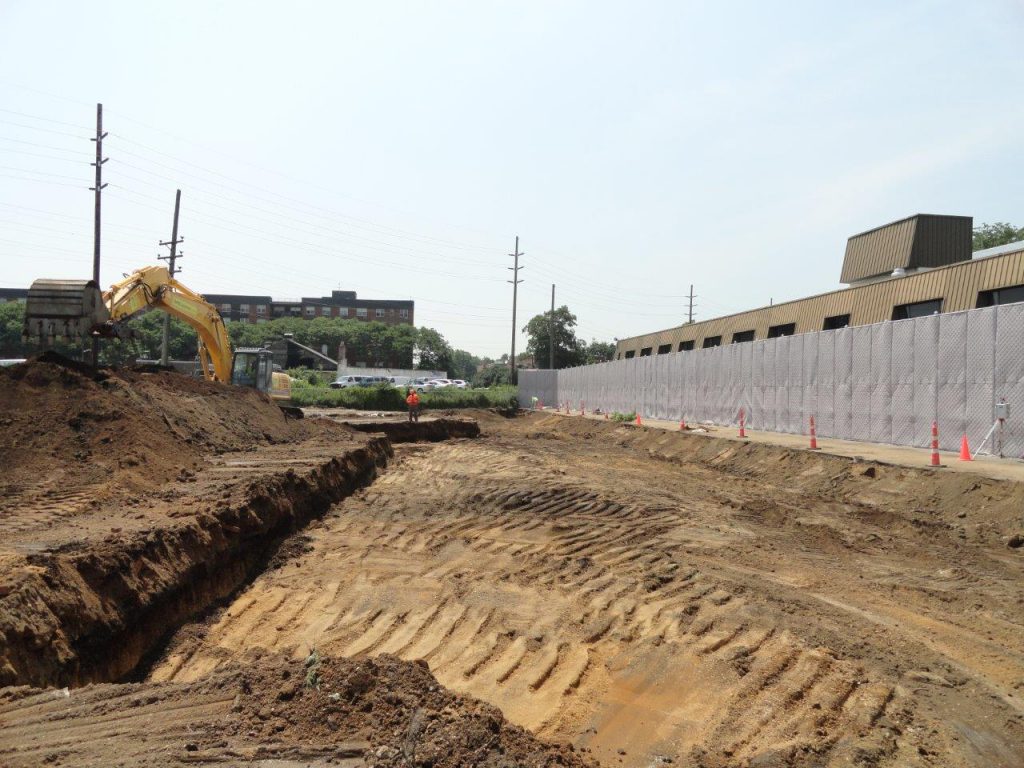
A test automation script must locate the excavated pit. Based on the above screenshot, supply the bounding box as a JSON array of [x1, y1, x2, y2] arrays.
[[2, 360, 1023, 768]]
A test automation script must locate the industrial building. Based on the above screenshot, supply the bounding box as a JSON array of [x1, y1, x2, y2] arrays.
[[615, 214, 1024, 359]]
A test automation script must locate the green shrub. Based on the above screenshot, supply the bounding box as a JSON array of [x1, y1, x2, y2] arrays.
[[288, 383, 518, 411], [610, 411, 637, 423]]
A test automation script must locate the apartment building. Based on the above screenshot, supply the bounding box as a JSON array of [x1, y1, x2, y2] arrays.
[[203, 289, 414, 326]]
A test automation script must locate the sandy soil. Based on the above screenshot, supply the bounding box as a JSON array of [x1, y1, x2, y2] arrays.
[[140, 412, 1024, 767]]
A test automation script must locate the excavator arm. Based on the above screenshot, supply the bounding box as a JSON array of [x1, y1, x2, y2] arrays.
[[101, 266, 233, 382]]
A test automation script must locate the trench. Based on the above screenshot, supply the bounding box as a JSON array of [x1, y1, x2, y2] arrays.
[[0, 419, 478, 689]]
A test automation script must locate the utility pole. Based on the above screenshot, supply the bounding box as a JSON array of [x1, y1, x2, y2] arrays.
[[507, 236, 524, 384], [89, 103, 108, 368], [549, 284, 555, 370], [686, 283, 696, 324], [158, 189, 184, 366]]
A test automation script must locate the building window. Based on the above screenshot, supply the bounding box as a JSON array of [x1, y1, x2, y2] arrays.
[[702, 336, 721, 348], [639, 347, 653, 357], [732, 330, 755, 344], [239, 304, 249, 314], [822, 314, 850, 330], [892, 299, 942, 321], [256, 305, 267, 316], [767, 322, 795, 338], [256, 318, 267, 324], [356, 308, 368, 319], [305, 306, 316, 316], [400, 309, 409, 319], [375, 308, 385, 318], [678, 341, 694, 351], [657, 343, 672, 354], [977, 284, 1024, 308], [289, 306, 302, 316], [624, 350, 635, 359], [220, 303, 232, 314]]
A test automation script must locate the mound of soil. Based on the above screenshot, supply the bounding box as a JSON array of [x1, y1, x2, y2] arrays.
[[0, 653, 597, 767], [223, 652, 596, 767], [0, 354, 338, 499]]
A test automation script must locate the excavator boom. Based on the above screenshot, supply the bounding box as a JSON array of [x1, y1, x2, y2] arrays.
[[23, 266, 291, 407]]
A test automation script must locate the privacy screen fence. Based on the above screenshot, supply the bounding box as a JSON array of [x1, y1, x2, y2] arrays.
[[518, 303, 1024, 457]]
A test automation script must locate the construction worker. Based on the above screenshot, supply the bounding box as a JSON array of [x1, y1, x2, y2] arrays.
[[406, 388, 421, 422]]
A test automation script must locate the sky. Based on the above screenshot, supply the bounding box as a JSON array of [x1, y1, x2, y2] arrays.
[[1, 0, 1022, 359]]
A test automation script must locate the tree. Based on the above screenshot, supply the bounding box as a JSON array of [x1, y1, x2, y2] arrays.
[[523, 305, 585, 369], [473, 364, 510, 387], [450, 349, 480, 381], [974, 222, 1024, 251], [415, 327, 452, 373], [584, 339, 616, 364]]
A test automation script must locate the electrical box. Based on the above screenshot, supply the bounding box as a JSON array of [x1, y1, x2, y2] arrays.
[[996, 401, 1010, 420]]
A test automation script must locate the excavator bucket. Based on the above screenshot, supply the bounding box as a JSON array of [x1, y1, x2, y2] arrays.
[[23, 279, 110, 343]]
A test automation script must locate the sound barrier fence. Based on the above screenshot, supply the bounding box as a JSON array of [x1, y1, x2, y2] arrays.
[[518, 303, 1024, 457]]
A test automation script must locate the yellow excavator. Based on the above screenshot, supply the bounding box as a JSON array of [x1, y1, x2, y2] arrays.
[[23, 265, 295, 410]]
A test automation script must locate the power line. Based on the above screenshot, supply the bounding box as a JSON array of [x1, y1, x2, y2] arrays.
[[508, 236, 523, 383]]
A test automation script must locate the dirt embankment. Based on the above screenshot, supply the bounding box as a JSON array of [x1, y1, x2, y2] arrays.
[[0, 353, 330, 505], [0, 356, 400, 688], [0, 436, 392, 688]]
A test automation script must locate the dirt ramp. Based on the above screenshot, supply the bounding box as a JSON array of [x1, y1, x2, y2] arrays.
[[343, 417, 481, 442], [0, 652, 596, 767]]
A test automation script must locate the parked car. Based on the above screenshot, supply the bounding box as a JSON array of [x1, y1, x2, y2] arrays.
[[410, 377, 437, 392], [450, 379, 469, 389], [330, 375, 388, 389], [428, 378, 454, 388], [389, 376, 412, 389]]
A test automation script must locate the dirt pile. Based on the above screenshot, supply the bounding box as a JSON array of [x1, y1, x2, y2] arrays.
[[0, 353, 337, 501], [0, 652, 596, 767], [229, 652, 596, 767]]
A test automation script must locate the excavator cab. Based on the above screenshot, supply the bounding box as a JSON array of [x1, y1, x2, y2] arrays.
[[230, 348, 273, 392]]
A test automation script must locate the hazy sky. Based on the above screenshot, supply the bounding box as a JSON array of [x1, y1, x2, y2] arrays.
[[1, 1, 1021, 358]]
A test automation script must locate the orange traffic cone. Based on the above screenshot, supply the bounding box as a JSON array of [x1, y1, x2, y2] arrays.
[[635, 412, 642, 426], [959, 434, 973, 461], [679, 419, 686, 430]]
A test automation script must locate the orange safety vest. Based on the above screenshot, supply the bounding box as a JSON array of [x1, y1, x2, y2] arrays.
[[406, 392, 420, 406]]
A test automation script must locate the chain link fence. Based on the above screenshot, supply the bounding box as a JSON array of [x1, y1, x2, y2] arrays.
[[519, 303, 1024, 456]]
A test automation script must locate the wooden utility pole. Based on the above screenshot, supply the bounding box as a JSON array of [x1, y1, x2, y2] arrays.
[[89, 103, 108, 367], [158, 189, 184, 366], [549, 284, 555, 370], [687, 284, 696, 324], [507, 236, 524, 384]]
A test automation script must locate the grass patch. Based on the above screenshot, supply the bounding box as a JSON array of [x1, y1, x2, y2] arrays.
[[288, 381, 518, 410], [610, 411, 637, 423]]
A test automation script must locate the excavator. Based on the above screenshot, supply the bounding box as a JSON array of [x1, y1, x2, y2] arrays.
[[23, 265, 296, 412]]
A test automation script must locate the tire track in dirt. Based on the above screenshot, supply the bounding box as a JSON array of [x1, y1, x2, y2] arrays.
[[148, 435, 968, 767]]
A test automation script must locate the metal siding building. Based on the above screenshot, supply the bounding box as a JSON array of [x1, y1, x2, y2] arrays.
[[615, 215, 1024, 359]]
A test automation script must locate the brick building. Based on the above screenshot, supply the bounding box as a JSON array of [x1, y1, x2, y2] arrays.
[[201, 290, 414, 326]]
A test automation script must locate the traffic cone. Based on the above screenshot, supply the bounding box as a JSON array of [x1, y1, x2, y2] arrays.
[[738, 408, 747, 438], [809, 415, 819, 450], [679, 419, 686, 431], [636, 412, 642, 426], [959, 434, 973, 461], [930, 421, 942, 467]]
